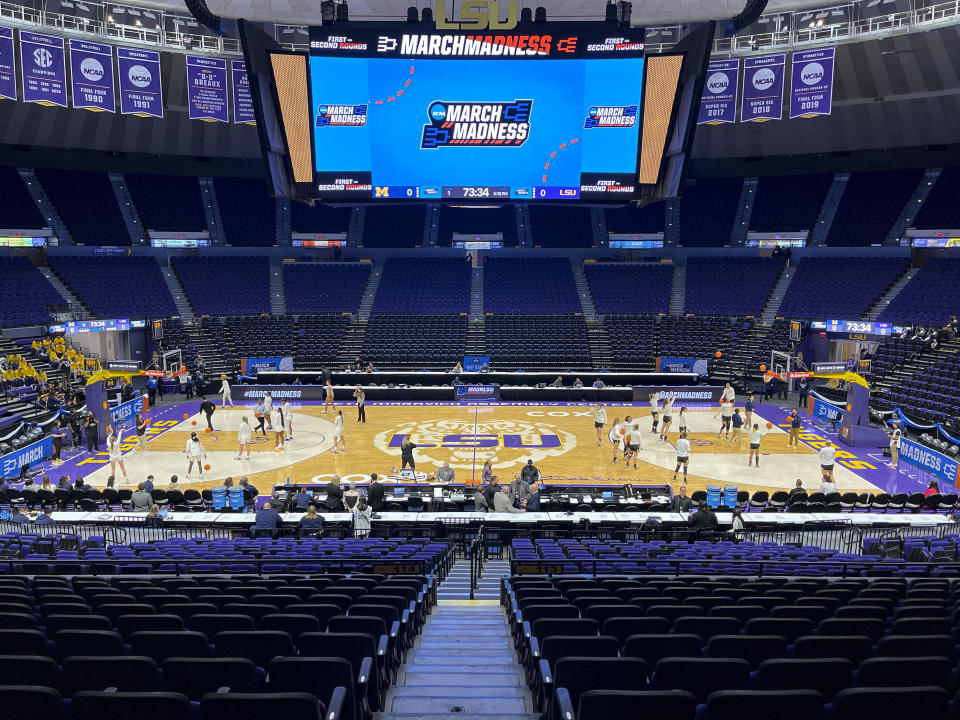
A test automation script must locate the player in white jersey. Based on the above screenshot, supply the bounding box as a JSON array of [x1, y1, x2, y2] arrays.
[[219, 374, 234, 408], [282, 400, 294, 441], [236, 416, 252, 460], [333, 410, 346, 453], [714, 400, 734, 440], [747, 423, 767, 468], [648, 394, 661, 433], [673, 431, 691, 484], [264, 392, 274, 429], [627, 423, 643, 470], [676, 407, 688, 434], [659, 393, 675, 442], [592, 403, 607, 446], [270, 407, 284, 452]]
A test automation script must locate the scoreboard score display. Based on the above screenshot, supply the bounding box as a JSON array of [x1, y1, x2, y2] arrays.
[[256, 20, 691, 204]]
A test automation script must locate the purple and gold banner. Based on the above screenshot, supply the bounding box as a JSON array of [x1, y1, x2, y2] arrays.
[[697, 58, 738, 125], [741, 52, 785, 122], [69, 39, 115, 112], [231, 59, 255, 125], [186, 54, 228, 122], [20, 30, 67, 107], [117, 47, 162, 117], [790, 47, 836, 119], [0, 26, 16, 101]]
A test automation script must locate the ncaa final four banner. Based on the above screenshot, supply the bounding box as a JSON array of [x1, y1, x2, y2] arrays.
[[790, 47, 836, 119], [69, 39, 115, 112], [19, 31, 67, 107], [231, 60, 256, 125], [186, 55, 228, 122], [697, 59, 738, 125], [740, 52, 786, 122], [117, 47, 163, 118], [0, 26, 15, 101]]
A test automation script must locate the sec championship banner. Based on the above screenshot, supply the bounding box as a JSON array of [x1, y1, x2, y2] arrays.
[[697, 59, 738, 125], [899, 437, 959, 485], [69, 39, 115, 112], [186, 55, 228, 122], [118, 47, 162, 117], [231, 60, 255, 125], [0, 26, 15, 101], [20, 31, 67, 107], [741, 53, 785, 122], [790, 47, 836, 118]]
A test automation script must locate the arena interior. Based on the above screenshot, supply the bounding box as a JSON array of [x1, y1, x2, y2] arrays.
[[2, 0, 960, 718]]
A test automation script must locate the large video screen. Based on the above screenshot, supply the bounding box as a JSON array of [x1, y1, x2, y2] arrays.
[[305, 24, 653, 202]]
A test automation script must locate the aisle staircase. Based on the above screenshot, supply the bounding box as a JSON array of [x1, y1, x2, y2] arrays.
[[377, 559, 533, 720], [570, 261, 597, 321], [160, 267, 194, 321], [864, 266, 919, 321], [18, 168, 72, 244], [38, 267, 89, 320], [269, 265, 286, 314], [668, 263, 686, 316], [586, 321, 613, 369], [357, 263, 383, 322], [760, 263, 794, 325]]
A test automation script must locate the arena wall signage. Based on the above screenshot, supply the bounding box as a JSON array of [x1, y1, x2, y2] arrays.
[[740, 52, 785, 122], [898, 437, 960, 485], [697, 58, 738, 125], [110, 395, 145, 426], [790, 46, 835, 119], [20, 31, 67, 107], [630, 385, 724, 403], [0, 436, 54, 478], [0, 26, 16, 101], [187, 54, 228, 122], [69, 39, 115, 112], [118, 46, 163, 117]]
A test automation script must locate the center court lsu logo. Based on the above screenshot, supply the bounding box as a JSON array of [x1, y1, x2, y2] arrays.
[[421, 99, 532, 148], [316, 104, 368, 127], [374, 418, 576, 470], [584, 105, 637, 129]]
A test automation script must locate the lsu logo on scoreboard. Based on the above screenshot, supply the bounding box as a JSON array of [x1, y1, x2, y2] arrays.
[[421, 99, 532, 149], [315, 104, 368, 127], [583, 105, 637, 129]]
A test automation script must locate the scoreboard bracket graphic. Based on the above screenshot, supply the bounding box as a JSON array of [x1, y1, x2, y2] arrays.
[[316, 103, 368, 126], [421, 99, 532, 148]]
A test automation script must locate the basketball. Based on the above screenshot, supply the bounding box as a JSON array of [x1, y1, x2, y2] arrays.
[[205, 428, 211, 434], [191, 421, 197, 426], [760, 364, 766, 371], [766, 422, 773, 429], [145, 419, 150, 425], [180, 365, 186, 373], [255, 412, 261, 418], [101, 401, 108, 409], [715, 351, 722, 358], [204, 464, 210, 470], [183, 413, 189, 419]]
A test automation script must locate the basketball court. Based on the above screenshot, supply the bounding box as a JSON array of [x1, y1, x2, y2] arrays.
[[60, 398, 890, 497]]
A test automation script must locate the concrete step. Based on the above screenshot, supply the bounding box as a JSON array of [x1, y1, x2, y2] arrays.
[[407, 649, 515, 664], [385, 686, 531, 714], [398, 670, 523, 686], [376, 713, 536, 720], [417, 639, 510, 650]]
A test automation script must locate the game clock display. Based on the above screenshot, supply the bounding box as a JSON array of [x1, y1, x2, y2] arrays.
[[824, 320, 892, 336], [307, 24, 650, 202]]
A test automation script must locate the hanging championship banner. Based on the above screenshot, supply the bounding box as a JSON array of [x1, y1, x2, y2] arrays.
[[697, 58, 738, 125], [741, 52, 785, 122], [790, 46, 836, 118], [69, 39, 115, 112], [118, 47, 163, 117], [0, 26, 16, 101], [186, 54, 228, 122], [231, 59, 255, 125], [20, 31, 67, 107]]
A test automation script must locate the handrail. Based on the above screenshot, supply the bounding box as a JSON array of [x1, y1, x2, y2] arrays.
[[508, 555, 960, 579], [468, 524, 486, 600]]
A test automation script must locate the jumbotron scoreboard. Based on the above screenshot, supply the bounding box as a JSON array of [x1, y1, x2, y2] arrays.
[[250, 20, 692, 204]]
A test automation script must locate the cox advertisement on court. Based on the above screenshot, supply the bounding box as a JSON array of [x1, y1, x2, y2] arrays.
[[898, 437, 960, 485], [0, 436, 54, 477], [631, 386, 724, 403]]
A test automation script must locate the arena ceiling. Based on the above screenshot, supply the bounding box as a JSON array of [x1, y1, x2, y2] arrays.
[[125, 0, 834, 25]]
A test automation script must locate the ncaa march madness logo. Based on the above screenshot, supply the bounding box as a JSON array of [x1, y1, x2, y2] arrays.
[[421, 99, 532, 148], [584, 105, 637, 129], [316, 104, 368, 127], [374, 417, 576, 470]]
